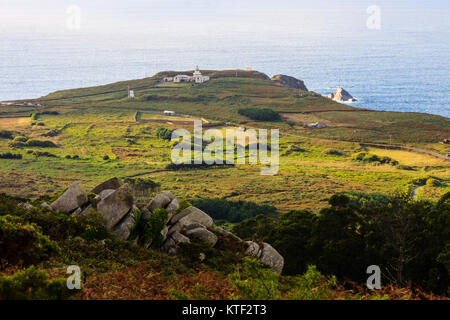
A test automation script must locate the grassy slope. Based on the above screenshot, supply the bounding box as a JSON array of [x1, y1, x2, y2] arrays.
[[0, 70, 449, 210]]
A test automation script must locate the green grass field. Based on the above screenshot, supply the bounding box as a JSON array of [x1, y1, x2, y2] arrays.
[[0, 70, 449, 210]]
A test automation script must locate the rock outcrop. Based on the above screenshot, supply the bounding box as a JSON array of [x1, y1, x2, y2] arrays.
[[271, 74, 308, 91], [49, 182, 87, 213], [96, 183, 134, 230], [327, 87, 357, 102], [46, 178, 285, 274]]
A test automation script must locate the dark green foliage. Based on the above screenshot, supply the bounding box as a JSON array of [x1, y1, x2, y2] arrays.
[[328, 194, 350, 207], [191, 198, 277, 223], [123, 177, 160, 192], [340, 191, 393, 208], [0, 130, 14, 139], [0, 266, 75, 300], [238, 108, 281, 121], [13, 136, 28, 142], [165, 162, 234, 171], [39, 111, 59, 116], [179, 234, 247, 274], [43, 128, 61, 137], [0, 215, 60, 268], [233, 192, 450, 294], [67, 211, 111, 241], [0, 152, 22, 159], [267, 210, 316, 275], [25, 139, 58, 148], [177, 200, 192, 213], [142, 208, 168, 247], [9, 137, 59, 148], [325, 149, 343, 156], [232, 214, 277, 240], [103, 155, 110, 160], [156, 127, 173, 140], [353, 152, 398, 165], [8, 141, 26, 148], [32, 151, 57, 158]]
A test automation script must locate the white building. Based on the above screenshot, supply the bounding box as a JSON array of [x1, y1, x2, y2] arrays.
[[171, 66, 210, 84], [164, 110, 176, 116]]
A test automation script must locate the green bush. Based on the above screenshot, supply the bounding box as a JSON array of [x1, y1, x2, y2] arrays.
[[0, 266, 75, 300], [156, 127, 173, 140], [0, 130, 14, 139], [177, 200, 192, 213], [43, 129, 60, 137], [32, 151, 57, 158], [397, 164, 415, 171], [353, 152, 397, 165], [67, 211, 111, 241], [191, 198, 277, 223], [426, 178, 442, 187], [13, 136, 28, 142], [8, 141, 26, 148], [142, 208, 168, 247], [238, 108, 281, 121], [26, 139, 58, 148], [325, 149, 343, 156], [0, 152, 22, 159], [280, 265, 338, 300], [0, 215, 60, 268], [230, 258, 281, 299]]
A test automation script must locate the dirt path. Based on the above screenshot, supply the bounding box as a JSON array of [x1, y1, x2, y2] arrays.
[[412, 186, 424, 200]]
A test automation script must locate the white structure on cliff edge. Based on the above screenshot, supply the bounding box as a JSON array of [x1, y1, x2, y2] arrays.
[[165, 66, 210, 84]]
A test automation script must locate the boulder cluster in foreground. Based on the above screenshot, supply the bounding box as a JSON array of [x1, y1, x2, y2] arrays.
[[43, 178, 284, 274]]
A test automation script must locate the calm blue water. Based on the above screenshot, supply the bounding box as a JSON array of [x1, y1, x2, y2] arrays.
[[0, 1, 449, 118]]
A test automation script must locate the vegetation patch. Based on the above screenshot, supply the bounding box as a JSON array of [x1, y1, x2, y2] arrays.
[[190, 198, 277, 223], [238, 108, 281, 121], [0, 152, 22, 159], [353, 152, 398, 165]]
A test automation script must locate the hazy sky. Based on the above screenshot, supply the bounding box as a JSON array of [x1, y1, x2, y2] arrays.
[[1, 0, 449, 38]]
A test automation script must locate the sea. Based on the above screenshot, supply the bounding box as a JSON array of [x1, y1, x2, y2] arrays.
[[0, 1, 449, 118]]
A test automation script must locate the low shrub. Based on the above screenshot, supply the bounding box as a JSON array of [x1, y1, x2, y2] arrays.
[[190, 198, 277, 223], [177, 200, 192, 213], [165, 163, 234, 171], [32, 151, 57, 158], [0, 130, 14, 139], [26, 139, 58, 148], [0, 266, 75, 300], [397, 164, 415, 171], [353, 152, 398, 165], [0, 215, 60, 268], [8, 141, 26, 148], [426, 178, 442, 187], [156, 127, 173, 140], [142, 208, 168, 248], [238, 108, 281, 121], [13, 136, 28, 142], [67, 210, 111, 241], [0, 152, 22, 159], [230, 258, 281, 299], [325, 149, 343, 156], [42, 129, 60, 137]]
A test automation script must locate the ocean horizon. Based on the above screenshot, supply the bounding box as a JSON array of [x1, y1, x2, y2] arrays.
[[1, 0, 449, 118]]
